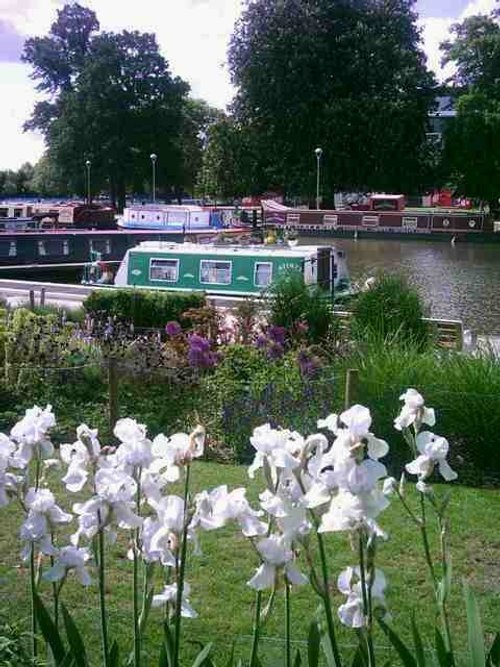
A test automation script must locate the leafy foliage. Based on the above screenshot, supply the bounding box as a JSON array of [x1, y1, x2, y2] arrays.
[[84, 289, 206, 329], [228, 0, 436, 196], [350, 273, 429, 349]]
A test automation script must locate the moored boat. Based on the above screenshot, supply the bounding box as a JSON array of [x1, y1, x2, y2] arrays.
[[114, 241, 350, 297]]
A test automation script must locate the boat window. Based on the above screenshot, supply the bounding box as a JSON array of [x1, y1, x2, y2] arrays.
[[63, 239, 70, 256], [90, 239, 112, 255], [0, 208, 8, 217], [254, 262, 273, 287], [149, 258, 179, 282], [200, 259, 232, 285], [0, 241, 16, 257], [14, 208, 22, 218], [38, 241, 46, 256]]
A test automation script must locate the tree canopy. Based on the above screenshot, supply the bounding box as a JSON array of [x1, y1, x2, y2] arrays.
[[22, 3, 200, 209], [227, 0, 436, 199], [441, 13, 500, 205]]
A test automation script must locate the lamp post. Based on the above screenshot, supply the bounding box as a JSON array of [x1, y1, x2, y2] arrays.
[[150, 153, 157, 203], [85, 159, 91, 206], [314, 147, 323, 210]]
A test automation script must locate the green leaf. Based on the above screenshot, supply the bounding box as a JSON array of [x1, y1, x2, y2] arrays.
[[225, 642, 236, 667], [33, 592, 66, 664], [159, 621, 175, 667], [434, 628, 454, 667], [61, 603, 88, 667], [378, 617, 418, 667], [59, 653, 76, 667], [411, 613, 427, 667], [437, 558, 452, 607], [293, 648, 302, 667], [108, 640, 120, 667], [308, 619, 321, 667], [351, 643, 368, 667], [464, 583, 486, 667], [192, 642, 214, 667], [139, 584, 155, 635], [487, 634, 500, 667]]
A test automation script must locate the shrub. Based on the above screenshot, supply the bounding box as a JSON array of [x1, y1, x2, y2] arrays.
[[350, 273, 429, 348], [200, 344, 337, 462], [84, 288, 206, 329], [266, 270, 336, 344]]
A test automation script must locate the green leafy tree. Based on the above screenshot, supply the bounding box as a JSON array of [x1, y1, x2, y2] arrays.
[[228, 0, 436, 198], [441, 14, 500, 207], [22, 4, 190, 210]]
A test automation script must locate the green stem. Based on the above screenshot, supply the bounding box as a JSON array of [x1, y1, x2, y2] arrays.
[[50, 533, 59, 631], [30, 544, 38, 661], [358, 534, 375, 667], [133, 474, 142, 667], [249, 590, 262, 667], [419, 494, 438, 588], [316, 531, 343, 667], [97, 514, 110, 667], [285, 582, 291, 667], [437, 515, 454, 659], [173, 464, 191, 667]]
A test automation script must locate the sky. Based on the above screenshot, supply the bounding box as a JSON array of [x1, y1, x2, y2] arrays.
[[0, 0, 497, 170]]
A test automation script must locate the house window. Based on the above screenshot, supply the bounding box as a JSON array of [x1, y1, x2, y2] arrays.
[[200, 259, 232, 285], [254, 262, 273, 287], [149, 258, 179, 282]]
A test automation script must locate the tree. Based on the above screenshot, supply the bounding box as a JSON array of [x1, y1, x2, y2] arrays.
[[22, 4, 190, 210], [228, 0, 435, 198], [440, 14, 500, 206]]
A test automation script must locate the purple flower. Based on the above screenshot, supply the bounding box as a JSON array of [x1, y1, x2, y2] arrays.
[[255, 334, 268, 350], [268, 326, 287, 345], [297, 347, 321, 378], [267, 341, 284, 360], [165, 321, 182, 337], [188, 334, 211, 352]]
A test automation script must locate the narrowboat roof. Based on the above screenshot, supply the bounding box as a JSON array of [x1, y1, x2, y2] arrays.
[[129, 241, 331, 258]]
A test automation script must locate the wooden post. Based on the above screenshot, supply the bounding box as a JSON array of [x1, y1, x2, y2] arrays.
[[108, 356, 119, 432], [29, 290, 35, 311], [344, 368, 359, 410], [40, 288, 46, 307]]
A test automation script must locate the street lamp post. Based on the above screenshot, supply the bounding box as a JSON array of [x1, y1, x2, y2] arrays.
[[314, 147, 323, 210], [85, 160, 91, 206], [150, 153, 157, 203]]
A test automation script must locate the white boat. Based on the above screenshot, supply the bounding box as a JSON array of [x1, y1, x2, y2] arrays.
[[117, 204, 219, 231]]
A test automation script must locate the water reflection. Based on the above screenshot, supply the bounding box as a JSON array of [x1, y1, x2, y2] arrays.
[[302, 237, 500, 335]]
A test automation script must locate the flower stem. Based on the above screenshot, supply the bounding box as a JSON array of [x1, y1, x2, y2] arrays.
[[419, 494, 437, 588], [173, 463, 191, 667], [249, 590, 262, 667], [437, 514, 454, 658], [285, 582, 291, 667], [30, 544, 38, 661], [358, 534, 375, 667], [97, 516, 110, 667], [316, 531, 343, 667], [133, 474, 142, 667]]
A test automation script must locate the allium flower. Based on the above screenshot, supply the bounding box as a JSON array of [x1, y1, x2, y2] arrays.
[[247, 535, 307, 590], [394, 388, 436, 431], [44, 545, 92, 585], [152, 582, 198, 617], [187, 334, 217, 368], [268, 326, 286, 346], [11, 405, 56, 466], [165, 321, 182, 337], [405, 432, 457, 482], [337, 566, 387, 628]]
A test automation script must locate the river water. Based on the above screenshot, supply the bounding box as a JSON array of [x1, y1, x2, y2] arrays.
[[302, 237, 500, 335]]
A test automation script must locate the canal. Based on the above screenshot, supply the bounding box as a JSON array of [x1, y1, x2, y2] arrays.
[[302, 237, 500, 335]]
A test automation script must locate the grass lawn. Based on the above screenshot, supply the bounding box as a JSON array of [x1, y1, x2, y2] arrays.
[[0, 461, 499, 665]]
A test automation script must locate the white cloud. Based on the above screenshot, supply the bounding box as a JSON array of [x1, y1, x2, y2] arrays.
[[419, 0, 498, 82]]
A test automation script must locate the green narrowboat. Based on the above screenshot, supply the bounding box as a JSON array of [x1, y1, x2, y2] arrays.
[[114, 241, 350, 296]]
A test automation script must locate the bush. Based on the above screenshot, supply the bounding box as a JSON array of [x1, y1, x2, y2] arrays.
[[266, 270, 336, 344], [350, 273, 429, 348], [200, 344, 338, 462], [84, 289, 206, 329]]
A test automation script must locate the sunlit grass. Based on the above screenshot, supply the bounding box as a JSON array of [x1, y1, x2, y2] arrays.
[[0, 461, 499, 664]]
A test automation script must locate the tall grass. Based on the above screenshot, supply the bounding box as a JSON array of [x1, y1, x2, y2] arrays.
[[348, 340, 500, 482]]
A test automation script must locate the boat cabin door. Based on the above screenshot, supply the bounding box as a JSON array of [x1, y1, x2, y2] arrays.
[[316, 247, 334, 296]]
